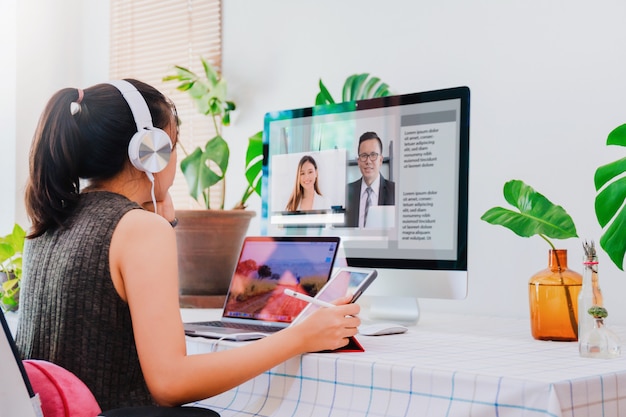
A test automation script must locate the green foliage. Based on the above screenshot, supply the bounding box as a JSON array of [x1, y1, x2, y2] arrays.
[[163, 57, 261, 209], [594, 124, 626, 270], [164, 64, 393, 209], [588, 305, 608, 319], [315, 73, 393, 106], [0, 224, 25, 312], [242, 131, 264, 204], [481, 180, 578, 249]]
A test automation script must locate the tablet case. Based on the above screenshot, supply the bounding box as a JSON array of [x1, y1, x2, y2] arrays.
[[321, 336, 364, 353]]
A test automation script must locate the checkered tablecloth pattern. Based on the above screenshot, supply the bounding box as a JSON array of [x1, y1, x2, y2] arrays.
[[185, 313, 626, 417]]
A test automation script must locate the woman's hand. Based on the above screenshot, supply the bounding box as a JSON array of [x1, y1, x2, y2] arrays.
[[292, 296, 361, 352], [142, 192, 176, 224]]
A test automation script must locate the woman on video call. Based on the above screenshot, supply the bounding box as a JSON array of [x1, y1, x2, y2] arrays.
[[285, 155, 328, 211], [16, 79, 360, 410]]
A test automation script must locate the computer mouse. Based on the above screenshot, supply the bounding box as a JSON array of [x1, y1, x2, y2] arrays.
[[358, 322, 408, 336]]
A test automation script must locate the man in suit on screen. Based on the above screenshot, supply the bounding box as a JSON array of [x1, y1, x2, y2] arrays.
[[345, 131, 395, 228]]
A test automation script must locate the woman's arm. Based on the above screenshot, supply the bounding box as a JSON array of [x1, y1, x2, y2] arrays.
[[110, 209, 360, 406]]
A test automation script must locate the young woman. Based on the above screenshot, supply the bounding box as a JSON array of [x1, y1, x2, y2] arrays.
[[16, 79, 359, 410], [285, 155, 327, 211]]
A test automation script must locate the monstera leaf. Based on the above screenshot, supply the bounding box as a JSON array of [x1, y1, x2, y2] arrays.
[[164, 57, 255, 210], [315, 73, 392, 106], [180, 135, 229, 208], [481, 180, 578, 247], [594, 124, 626, 270], [237, 130, 264, 209]]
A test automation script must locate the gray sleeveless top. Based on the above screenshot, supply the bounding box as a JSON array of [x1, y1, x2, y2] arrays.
[[16, 191, 153, 410]]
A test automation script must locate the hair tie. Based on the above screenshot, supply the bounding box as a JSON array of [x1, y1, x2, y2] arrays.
[[70, 88, 84, 115]]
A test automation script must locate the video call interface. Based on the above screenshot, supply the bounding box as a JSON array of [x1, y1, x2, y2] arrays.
[[261, 87, 469, 268]]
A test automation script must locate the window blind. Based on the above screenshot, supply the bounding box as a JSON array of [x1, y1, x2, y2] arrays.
[[110, 0, 222, 209]]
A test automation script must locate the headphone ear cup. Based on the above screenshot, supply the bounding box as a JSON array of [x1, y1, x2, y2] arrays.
[[107, 80, 173, 177], [127, 127, 173, 174]]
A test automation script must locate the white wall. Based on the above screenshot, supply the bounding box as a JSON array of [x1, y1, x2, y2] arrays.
[[221, 0, 626, 323], [0, 0, 17, 235], [1, 0, 109, 234], [6, 1, 626, 324]]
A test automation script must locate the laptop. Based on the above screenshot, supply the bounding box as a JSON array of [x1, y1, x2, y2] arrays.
[[184, 236, 341, 341]]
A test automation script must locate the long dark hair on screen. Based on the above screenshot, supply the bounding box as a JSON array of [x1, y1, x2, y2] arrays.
[[285, 155, 322, 212], [24, 79, 176, 238]]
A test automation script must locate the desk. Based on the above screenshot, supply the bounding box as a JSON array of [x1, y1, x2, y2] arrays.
[[183, 309, 626, 417]]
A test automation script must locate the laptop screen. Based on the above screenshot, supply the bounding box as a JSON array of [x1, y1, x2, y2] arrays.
[[222, 236, 340, 323]]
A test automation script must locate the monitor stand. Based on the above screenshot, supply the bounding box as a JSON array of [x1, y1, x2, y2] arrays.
[[362, 295, 420, 325]]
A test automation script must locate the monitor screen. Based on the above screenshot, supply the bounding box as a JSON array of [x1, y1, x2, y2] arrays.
[[261, 86, 470, 322]]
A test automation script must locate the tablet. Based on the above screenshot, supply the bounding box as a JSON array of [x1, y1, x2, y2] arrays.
[[292, 267, 377, 325]]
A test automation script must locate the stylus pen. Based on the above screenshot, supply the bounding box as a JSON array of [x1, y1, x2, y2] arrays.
[[284, 289, 335, 308]]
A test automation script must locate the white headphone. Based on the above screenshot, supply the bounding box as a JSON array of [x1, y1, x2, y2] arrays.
[[107, 80, 173, 181]]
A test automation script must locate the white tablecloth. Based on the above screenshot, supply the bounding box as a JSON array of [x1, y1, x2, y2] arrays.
[[184, 311, 626, 417]]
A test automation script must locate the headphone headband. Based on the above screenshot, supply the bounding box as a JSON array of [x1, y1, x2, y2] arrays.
[[107, 80, 172, 177], [107, 80, 155, 131]]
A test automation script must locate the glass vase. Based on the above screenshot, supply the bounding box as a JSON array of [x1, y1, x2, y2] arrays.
[[528, 249, 582, 341], [579, 316, 621, 358], [578, 246, 603, 352]]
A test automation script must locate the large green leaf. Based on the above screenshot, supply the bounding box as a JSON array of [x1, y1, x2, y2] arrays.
[[315, 79, 335, 106], [0, 243, 14, 263], [0, 224, 25, 265], [607, 123, 626, 146], [180, 136, 230, 209], [316, 73, 393, 106], [342, 73, 369, 101], [0, 224, 24, 312], [164, 57, 242, 209], [594, 123, 626, 270], [481, 180, 578, 241], [244, 131, 264, 199], [595, 173, 626, 227]]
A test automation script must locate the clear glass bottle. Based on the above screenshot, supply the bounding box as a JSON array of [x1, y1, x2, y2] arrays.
[[579, 306, 621, 359], [528, 249, 582, 341], [578, 241, 603, 352]]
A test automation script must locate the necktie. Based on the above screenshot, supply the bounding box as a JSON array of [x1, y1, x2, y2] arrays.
[[364, 186, 373, 227]]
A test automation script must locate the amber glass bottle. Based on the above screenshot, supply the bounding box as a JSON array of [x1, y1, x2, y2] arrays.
[[528, 249, 582, 341]]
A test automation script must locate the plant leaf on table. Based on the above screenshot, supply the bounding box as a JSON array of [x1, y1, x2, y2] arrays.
[[594, 124, 626, 270], [481, 179, 578, 248], [481, 180, 579, 339]]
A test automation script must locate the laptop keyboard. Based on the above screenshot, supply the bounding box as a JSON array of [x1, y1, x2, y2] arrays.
[[194, 321, 282, 332]]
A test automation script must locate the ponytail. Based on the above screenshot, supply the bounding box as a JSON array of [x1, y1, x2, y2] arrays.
[[25, 80, 176, 238], [25, 88, 83, 238]]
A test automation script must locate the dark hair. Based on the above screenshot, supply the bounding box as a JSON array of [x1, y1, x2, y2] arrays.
[[285, 155, 322, 212], [25, 79, 176, 238], [358, 131, 383, 155]]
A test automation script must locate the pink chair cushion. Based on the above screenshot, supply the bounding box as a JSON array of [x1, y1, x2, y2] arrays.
[[23, 359, 102, 417]]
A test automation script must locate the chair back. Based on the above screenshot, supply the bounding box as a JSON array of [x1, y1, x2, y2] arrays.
[[2, 310, 219, 417], [0, 309, 42, 417]]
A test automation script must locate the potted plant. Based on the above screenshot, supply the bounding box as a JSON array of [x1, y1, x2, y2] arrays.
[[0, 224, 26, 312], [481, 180, 581, 341], [163, 60, 392, 307], [164, 57, 263, 211], [163, 58, 262, 307]]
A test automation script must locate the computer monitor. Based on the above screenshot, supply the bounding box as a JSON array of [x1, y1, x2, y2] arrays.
[[261, 86, 470, 324]]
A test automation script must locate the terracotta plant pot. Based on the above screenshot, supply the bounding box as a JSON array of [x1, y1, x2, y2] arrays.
[[175, 209, 256, 308]]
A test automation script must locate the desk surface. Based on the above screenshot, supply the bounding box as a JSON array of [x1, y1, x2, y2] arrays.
[[183, 309, 626, 417]]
